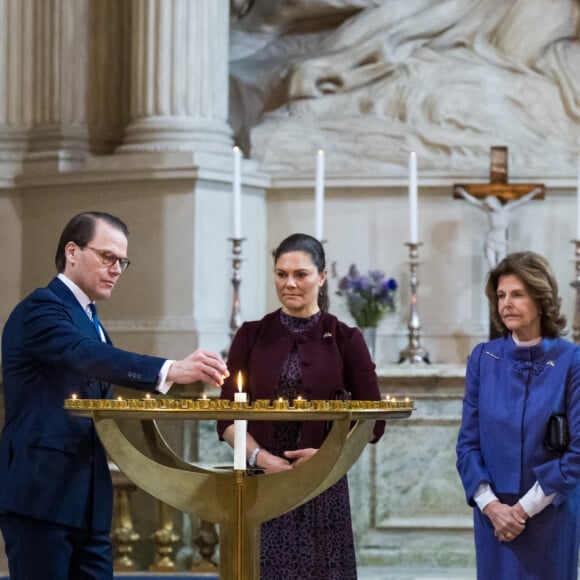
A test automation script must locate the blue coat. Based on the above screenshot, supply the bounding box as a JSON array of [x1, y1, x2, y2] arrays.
[[0, 277, 166, 531], [456, 336, 580, 578]]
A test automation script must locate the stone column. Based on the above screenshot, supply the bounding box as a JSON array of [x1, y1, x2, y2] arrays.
[[119, 0, 233, 154], [26, 0, 91, 166], [86, 0, 132, 154], [0, 0, 33, 165]]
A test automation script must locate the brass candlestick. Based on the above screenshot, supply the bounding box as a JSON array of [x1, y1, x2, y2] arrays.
[[399, 242, 430, 364], [110, 469, 140, 571], [149, 501, 179, 572]]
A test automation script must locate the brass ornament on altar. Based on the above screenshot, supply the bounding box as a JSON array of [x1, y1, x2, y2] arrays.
[[65, 396, 414, 580]]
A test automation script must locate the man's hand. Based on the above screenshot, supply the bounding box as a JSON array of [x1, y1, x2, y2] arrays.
[[167, 349, 229, 387]]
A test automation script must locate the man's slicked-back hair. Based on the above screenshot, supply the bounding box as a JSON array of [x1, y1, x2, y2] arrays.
[[54, 211, 129, 273]]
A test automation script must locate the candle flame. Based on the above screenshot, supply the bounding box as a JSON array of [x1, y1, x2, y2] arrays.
[[117, 396, 123, 401], [145, 393, 151, 399], [278, 397, 283, 402], [318, 149, 324, 155], [202, 394, 207, 400], [237, 371, 243, 393], [71, 394, 77, 400]]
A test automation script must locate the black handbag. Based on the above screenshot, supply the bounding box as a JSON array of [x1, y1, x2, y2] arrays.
[[545, 413, 569, 452]]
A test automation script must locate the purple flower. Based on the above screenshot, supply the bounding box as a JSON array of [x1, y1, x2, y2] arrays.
[[335, 263, 398, 327]]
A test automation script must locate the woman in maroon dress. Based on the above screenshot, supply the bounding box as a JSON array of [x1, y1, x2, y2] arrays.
[[217, 233, 384, 580]]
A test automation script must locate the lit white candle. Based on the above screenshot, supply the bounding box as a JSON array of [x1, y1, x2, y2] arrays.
[[315, 149, 325, 240], [233, 146, 242, 239], [576, 153, 580, 240], [408, 152, 418, 243], [233, 371, 247, 470]]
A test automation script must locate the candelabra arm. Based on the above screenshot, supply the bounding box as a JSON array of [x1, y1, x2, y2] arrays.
[[81, 404, 413, 580]]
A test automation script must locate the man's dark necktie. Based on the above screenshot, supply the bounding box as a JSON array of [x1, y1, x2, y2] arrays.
[[88, 303, 102, 340]]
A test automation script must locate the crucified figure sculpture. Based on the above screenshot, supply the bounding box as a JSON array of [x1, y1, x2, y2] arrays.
[[455, 186, 542, 269]]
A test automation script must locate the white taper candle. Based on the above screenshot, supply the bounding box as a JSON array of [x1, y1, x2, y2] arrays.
[[233, 146, 242, 239], [576, 153, 580, 240], [409, 152, 418, 243], [233, 371, 247, 470], [315, 149, 325, 241]]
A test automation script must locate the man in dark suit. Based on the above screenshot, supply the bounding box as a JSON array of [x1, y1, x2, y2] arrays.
[[0, 211, 229, 580]]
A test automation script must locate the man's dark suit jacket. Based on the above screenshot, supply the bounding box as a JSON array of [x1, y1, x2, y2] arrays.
[[0, 277, 166, 532]]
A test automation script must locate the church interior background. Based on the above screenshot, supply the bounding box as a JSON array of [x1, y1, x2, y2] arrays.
[[0, 0, 579, 577]]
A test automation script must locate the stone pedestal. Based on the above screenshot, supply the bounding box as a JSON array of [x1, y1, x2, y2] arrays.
[[350, 364, 475, 569]]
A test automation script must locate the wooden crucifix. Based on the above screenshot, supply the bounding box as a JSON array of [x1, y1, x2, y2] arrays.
[[454, 146, 545, 270], [454, 146, 545, 339]]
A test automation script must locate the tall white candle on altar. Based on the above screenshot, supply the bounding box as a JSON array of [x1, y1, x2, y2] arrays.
[[576, 153, 580, 240], [408, 151, 418, 243], [233, 371, 247, 470], [315, 149, 325, 240], [233, 146, 242, 239]]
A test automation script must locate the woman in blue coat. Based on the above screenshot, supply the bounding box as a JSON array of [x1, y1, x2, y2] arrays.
[[456, 251, 580, 579]]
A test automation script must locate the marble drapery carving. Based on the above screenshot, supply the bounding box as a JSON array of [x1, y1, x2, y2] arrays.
[[231, 0, 580, 176]]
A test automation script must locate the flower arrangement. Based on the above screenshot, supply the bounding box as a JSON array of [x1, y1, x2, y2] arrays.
[[336, 264, 398, 328]]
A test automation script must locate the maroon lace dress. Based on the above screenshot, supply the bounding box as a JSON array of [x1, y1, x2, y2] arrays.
[[259, 310, 357, 580]]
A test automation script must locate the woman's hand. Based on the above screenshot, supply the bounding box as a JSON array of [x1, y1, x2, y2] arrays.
[[483, 500, 526, 542], [256, 449, 293, 474], [284, 448, 318, 467]]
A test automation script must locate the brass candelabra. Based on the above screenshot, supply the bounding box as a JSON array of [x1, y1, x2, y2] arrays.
[[66, 396, 414, 580]]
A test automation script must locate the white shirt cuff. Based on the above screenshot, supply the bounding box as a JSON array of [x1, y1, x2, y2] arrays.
[[519, 481, 556, 518], [156, 360, 175, 394], [474, 482, 499, 512]]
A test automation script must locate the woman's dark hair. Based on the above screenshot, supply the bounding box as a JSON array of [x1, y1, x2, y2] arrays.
[[485, 251, 566, 338], [55, 211, 129, 273], [272, 233, 329, 312]]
